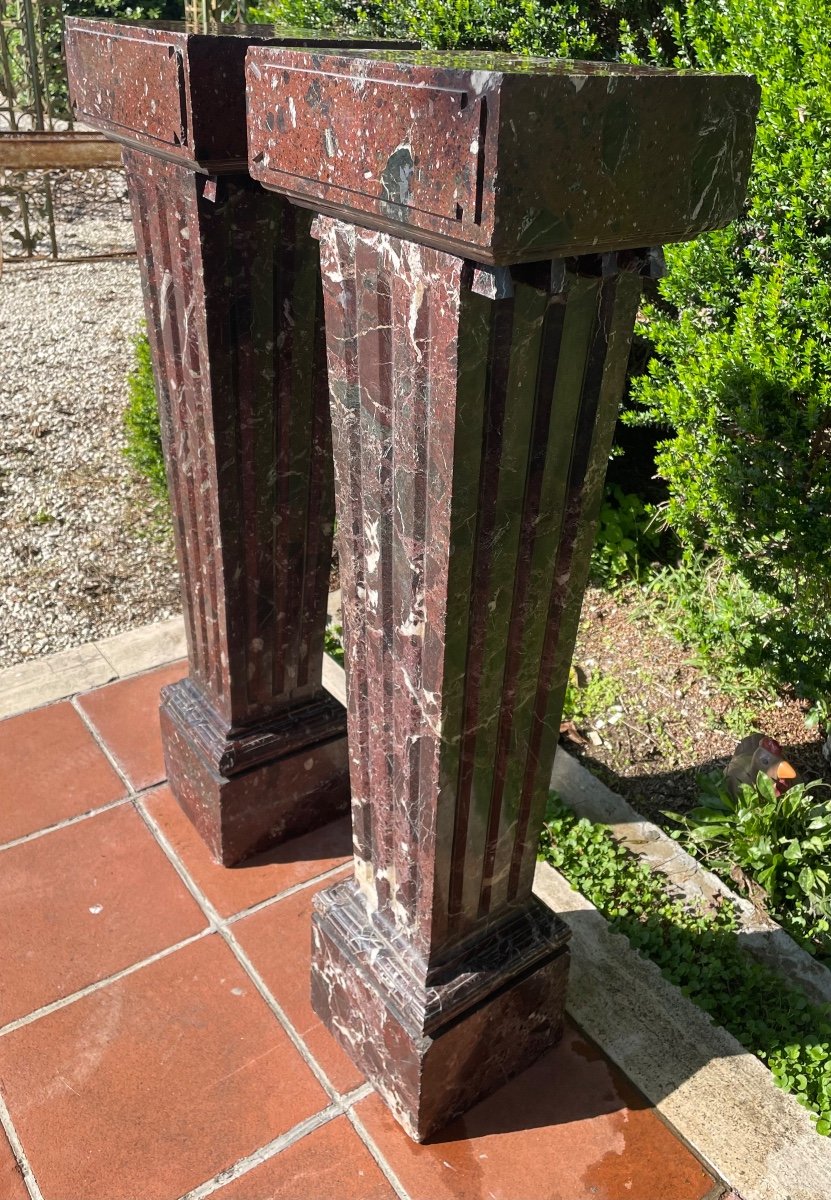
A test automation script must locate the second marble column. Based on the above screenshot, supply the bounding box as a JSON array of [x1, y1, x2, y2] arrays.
[[65, 18, 392, 862]]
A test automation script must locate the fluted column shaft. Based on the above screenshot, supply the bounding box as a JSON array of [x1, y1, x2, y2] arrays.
[[64, 17, 355, 863], [310, 221, 641, 1138], [243, 43, 758, 1139], [126, 154, 350, 863]]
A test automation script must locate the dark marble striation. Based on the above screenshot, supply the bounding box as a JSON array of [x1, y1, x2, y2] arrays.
[[64, 20, 408, 864], [247, 45, 758, 1140]]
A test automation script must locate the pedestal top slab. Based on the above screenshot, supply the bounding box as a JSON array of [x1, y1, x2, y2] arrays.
[[64, 18, 412, 171], [245, 48, 760, 264]]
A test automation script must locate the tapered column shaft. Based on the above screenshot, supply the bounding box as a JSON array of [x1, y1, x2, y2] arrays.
[[127, 155, 336, 726], [64, 18, 361, 863], [322, 229, 642, 956], [309, 221, 642, 1137], [245, 44, 759, 1138], [126, 154, 350, 862]]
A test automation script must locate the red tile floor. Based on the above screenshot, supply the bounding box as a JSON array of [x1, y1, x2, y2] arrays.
[[0, 662, 730, 1200]]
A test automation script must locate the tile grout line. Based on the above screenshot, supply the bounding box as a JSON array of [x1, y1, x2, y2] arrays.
[[176, 1085, 374, 1200], [135, 796, 349, 1102], [73, 682, 353, 925], [218, 925, 341, 1100], [345, 1106, 412, 1200], [135, 792, 411, 1195], [0, 796, 367, 1189], [8, 666, 410, 1193], [0, 637, 184, 723], [134, 796, 352, 936], [0, 803, 361, 1169], [0, 1091, 43, 1200], [0, 793, 349, 1041], [223, 861, 352, 925], [132, 800, 226, 927], [176, 1107, 342, 1200], [70, 694, 135, 794], [0, 795, 132, 855], [0, 930, 212, 1039]]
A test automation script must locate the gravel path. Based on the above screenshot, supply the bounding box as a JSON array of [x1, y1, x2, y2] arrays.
[[0, 238, 180, 668]]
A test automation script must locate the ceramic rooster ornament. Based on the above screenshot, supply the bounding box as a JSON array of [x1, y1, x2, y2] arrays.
[[724, 733, 798, 797]]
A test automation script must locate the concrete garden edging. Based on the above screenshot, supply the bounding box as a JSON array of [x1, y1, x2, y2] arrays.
[[551, 748, 831, 1010]]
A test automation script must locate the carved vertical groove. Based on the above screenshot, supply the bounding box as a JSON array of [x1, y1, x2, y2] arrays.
[[319, 224, 374, 867], [319, 217, 642, 968], [507, 272, 643, 903], [124, 151, 337, 731]]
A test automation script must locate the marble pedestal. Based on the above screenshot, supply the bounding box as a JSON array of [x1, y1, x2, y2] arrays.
[[64, 20, 405, 864], [247, 48, 759, 1137]]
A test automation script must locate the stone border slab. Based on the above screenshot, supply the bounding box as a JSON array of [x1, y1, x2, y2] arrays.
[[534, 859, 831, 1200], [552, 748, 831, 1009], [0, 600, 342, 719], [0, 616, 187, 720]]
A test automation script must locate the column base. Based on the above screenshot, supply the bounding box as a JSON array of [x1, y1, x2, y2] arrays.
[[160, 679, 350, 866], [311, 879, 570, 1141]]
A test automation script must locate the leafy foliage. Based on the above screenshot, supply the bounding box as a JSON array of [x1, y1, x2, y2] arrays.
[[628, 0, 831, 699], [120, 0, 831, 710], [250, 0, 670, 57], [561, 664, 623, 730], [639, 552, 777, 700], [666, 771, 831, 961], [540, 797, 831, 1134], [591, 484, 664, 587], [251, 0, 831, 699], [324, 621, 345, 665], [124, 330, 167, 501]]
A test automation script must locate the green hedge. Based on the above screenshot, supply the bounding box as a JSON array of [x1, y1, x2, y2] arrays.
[[629, 0, 831, 698], [248, 0, 831, 695], [249, 0, 669, 57]]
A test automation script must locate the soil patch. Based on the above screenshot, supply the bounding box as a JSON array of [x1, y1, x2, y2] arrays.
[[563, 586, 830, 828]]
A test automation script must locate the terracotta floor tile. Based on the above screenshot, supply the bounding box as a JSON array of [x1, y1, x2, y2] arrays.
[[0, 1128, 27, 1200], [143, 785, 352, 917], [213, 1117, 396, 1200], [356, 1020, 716, 1200], [76, 661, 187, 790], [233, 873, 363, 1094], [0, 701, 125, 844], [0, 803, 207, 1025], [0, 935, 328, 1200]]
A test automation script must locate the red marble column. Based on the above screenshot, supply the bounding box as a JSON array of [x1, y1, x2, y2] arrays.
[[246, 49, 759, 1136], [63, 19, 406, 865]]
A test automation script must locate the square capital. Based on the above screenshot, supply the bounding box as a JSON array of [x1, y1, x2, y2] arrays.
[[64, 18, 412, 171], [246, 48, 760, 264]]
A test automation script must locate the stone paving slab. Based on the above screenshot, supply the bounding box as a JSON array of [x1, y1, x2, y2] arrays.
[[4, 618, 831, 1198], [0, 641, 117, 720], [0, 597, 339, 720], [534, 861, 831, 1200], [0, 660, 722, 1200]]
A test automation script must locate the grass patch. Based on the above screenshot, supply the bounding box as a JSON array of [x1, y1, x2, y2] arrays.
[[637, 555, 776, 704], [324, 621, 345, 667], [539, 798, 831, 1135]]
